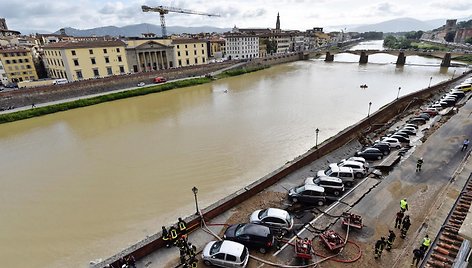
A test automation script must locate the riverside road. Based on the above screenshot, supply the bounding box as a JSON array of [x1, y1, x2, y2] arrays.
[[135, 75, 472, 268]]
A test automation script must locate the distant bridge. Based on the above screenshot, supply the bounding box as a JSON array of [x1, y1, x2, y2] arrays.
[[305, 49, 470, 67]]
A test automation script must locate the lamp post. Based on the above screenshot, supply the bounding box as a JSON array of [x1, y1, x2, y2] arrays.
[[428, 76, 432, 88], [315, 128, 319, 149], [397, 87, 401, 100], [368, 102, 372, 117], [192, 186, 199, 215]]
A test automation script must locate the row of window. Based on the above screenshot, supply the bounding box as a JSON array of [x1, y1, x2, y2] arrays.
[[6, 71, 34, 76], [227, 41, 258, 46], [177, 57, 206, 66], [3, 58, 30, 64], [5, 65, 32, 71], [176, 43, 205, 49], [177, 50, 206, 57], [0, 52, 28, 57], [73, 56, 122, 66], [45, 47, 122, 57], [9, 76, 36, 82], [71, 47, 121, 56], [75, 65, 126, 79], [227, 37, 258, 41]]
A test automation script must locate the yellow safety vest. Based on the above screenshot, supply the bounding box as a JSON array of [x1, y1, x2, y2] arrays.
[[178, 221, 187, 231], [400, 200, 408, 209], [170, 227, 178, 240], [423, 238, 431, 247]]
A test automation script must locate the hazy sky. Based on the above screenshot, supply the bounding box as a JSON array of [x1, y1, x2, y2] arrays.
[[1, 0, 471, 33]]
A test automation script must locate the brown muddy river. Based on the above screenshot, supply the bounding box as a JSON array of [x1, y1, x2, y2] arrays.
[[0, 40, 468, 267]]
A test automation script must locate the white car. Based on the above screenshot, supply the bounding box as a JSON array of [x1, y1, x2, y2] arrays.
[[345, 156, 369, 168], [249, 208, 294, 235], [335, 160, 368, 178], [379, 137, 401, 149], [137, 82, 145, 87], [202, 240, 249, 267], [464, 78, 472, 84]]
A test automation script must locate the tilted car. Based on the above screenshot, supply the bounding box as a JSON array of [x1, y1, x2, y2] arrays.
[[390, 134, 410, 143], [202, 240, 249, 267], [380, 137, 402, 149], [335, 161, 367, 178], [371, 142, 391, 156], [316, 165, 355, 186], [288, 184, 327, 206], [249, 208, 294, 236], [304, 176, 345, 196], [355, 147, 384, 160], [224, 223, 274, 254]]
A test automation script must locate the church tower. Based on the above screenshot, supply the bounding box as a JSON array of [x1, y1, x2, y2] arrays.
[[276, 12, 280, 31]]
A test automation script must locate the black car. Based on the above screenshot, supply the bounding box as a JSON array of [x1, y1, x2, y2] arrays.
[[440, 98, 457, 106], [288, 184, 327, 206], [224, 223, 274, 254], [417, 113, 431, 120], [371, 142, 391, 156], [355, 147, 384, 160], [407, 117, 427, 125], [390, 134, 410, 143], [397, 129, 415, 136]]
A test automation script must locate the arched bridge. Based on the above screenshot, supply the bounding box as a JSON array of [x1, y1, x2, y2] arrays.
[[307, 49, 470, 67]]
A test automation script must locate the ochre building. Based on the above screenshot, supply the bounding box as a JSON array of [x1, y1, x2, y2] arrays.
[[42, 40, 129, 81], [0, 47, 38, 84]]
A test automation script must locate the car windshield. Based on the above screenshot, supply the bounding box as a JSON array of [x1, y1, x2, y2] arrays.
[[210, 241, 223, 255], [324, 167, 332, 174], [295, 185, 306, 193], [235, 224, 246, 236], [259, 209, 268, 219]]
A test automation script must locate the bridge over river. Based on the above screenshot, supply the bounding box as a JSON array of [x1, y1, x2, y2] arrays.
[[307, 49, 470, 67]]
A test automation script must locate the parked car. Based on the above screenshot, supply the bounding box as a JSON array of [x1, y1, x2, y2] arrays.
[[288, 184, 327, 206], [407, 117, 427, 125], [224, 223, 274, 254], [249, 208, 294, 236], [464, 78, 472, 84], [304, 176, 345, 196], [154, 76, 167, 83], [403, 123, 418, 130], [316, 165, 355, 186], [454, 83, 472, 92], [422, 107, 439, 116], [399, 128, 416, 136], [345, 156, 368, 167], [371, 142, 391, 156], [449, 89, 465, 98], [390, 134, 410, 143], [380, 137, 402, 149], [355, 147, 384, 160], [137, 82, 146, 87], [335, 161, 367, 178], [416, 113, 431, 120], [202, 240, 249, 267]]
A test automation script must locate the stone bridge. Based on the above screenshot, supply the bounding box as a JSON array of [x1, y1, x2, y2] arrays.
[[307, 49, 470, 67]]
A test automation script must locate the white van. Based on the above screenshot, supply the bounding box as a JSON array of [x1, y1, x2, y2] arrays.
[[317, 166, 355, 187], [53, 78, 68, 85]]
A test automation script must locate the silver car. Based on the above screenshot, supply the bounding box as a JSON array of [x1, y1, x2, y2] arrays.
[[249, 208, 294, 236], [202, 240, 249, 267]]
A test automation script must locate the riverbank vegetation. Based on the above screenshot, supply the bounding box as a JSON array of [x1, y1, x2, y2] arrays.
[[215, 65, 269, 79], [0, 78, 212, 124]]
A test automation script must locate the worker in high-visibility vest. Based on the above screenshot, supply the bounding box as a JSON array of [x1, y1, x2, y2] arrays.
[[420, 235, 431, 252], [178, 217, 187, 235], [169, 226, 179, 245], [162, 226, 171, 248], [400, 198, 408, 212]]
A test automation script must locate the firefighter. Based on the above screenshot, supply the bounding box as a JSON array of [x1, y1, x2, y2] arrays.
[[395, 210, 404, 229], [416, 158, 423, 172], [162, 226, 171, 248], [386, 230, 396, 251], [374, 237, 386, 259], [401, 215, 411, 239], [169, 226, 179, 245], [400, 198, 409, 212], [420, 235, 431, 252], [411, 247, 425, 267], [178, 217, 187, 235]]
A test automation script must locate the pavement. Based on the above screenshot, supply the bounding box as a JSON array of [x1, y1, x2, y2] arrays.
[[134, 82, 472, 268]]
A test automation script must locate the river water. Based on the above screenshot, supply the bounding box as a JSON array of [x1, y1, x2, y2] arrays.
[[0, 40, 468, 267]]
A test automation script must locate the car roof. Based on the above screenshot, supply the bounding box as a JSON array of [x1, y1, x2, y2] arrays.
[[339, 160, 363, 166], [327, 165, 353, 172], [219, 240, 246, 255], [265, 208, 289, 218], [304, 184, 325, 192], [347, 156, 366, 162], [239, 223, 271, 236], [318, 176, 343, 183], [382, 137, 399, 142]]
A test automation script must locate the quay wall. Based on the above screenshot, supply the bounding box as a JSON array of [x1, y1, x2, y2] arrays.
[[95, 70, 471, 268], [0, 62, 235, 109]]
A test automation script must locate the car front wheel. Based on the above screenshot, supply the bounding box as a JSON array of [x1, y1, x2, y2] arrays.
[[317, 200, 325, 206], [203, 260, 212, 266], [377, 155, 382, 160], [333, 190, 340, 196], [259, 247, 267, 254], [355, 172, 363, 178], [292, 197, 298, 203], [396, 145, 401, 149]]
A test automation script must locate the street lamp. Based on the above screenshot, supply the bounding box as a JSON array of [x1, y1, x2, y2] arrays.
[[315, 128, 320, 149], [192, 186, 199, 216], [428, 77, 432, 88], [368, 102, 372, 117], [397, 87, 401, 100]]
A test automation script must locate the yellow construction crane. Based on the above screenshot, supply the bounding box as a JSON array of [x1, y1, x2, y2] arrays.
[[141, 5, 220, 38]]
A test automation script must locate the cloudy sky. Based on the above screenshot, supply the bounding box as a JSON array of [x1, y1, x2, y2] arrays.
[[1, 0, 471, 33]]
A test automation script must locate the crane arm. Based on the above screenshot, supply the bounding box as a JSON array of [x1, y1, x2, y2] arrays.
[[141, 5, 220, 17]]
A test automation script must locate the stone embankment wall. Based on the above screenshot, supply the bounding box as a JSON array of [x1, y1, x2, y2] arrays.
[[0, 62, 235, 109], [94, 70, 471, 268]]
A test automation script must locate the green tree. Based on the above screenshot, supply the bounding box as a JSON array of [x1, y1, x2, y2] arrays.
[[465, 37, 472, 45], [383, 35, 398, 48]]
